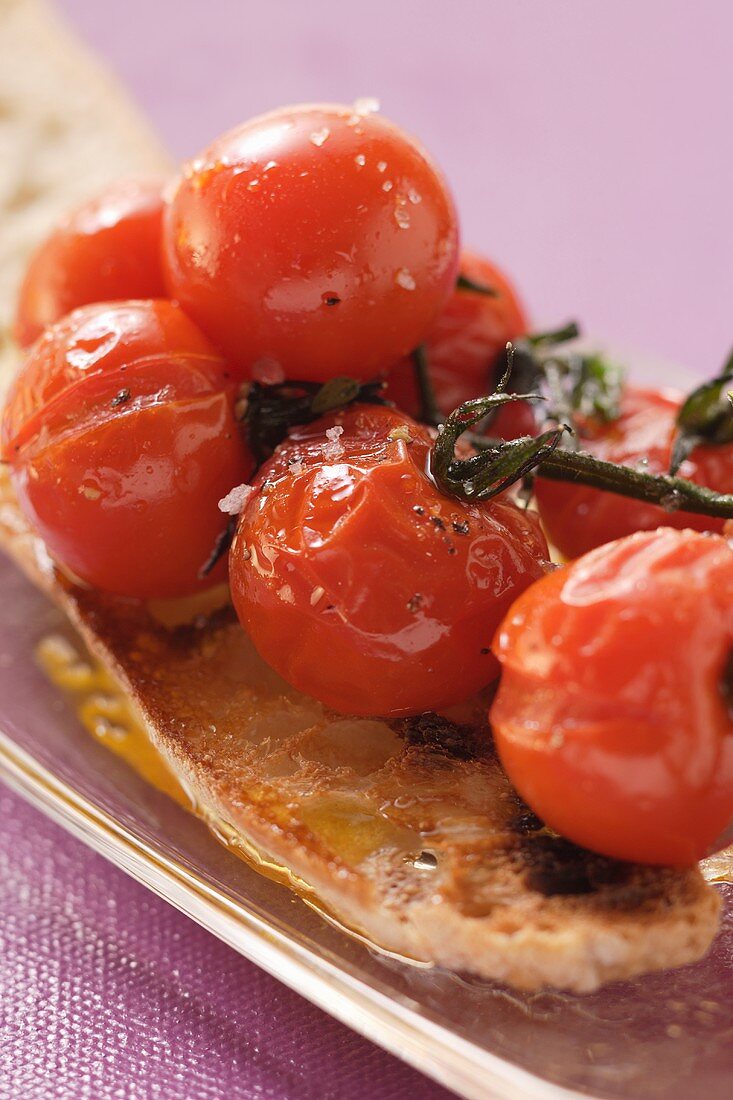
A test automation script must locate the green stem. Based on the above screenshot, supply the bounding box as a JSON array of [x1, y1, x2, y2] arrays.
[[412, 344, 442, 426], [469, 433, 733, 519], [526, 321, 580, 347], [456, 272, 498, 297]]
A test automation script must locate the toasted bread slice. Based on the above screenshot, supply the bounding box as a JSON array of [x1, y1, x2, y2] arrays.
[[0, 1, 721, 994], [0, 472, 720, 992]]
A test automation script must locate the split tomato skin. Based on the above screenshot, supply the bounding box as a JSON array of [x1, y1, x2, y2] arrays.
[[163, 103, 460, 382], [3, 300, 251, 599], [491, 528, 733, 866], [229, 404, 549, 717], [14, 178, 168, 348], [535, 386, 729, 559], [383, 249, 530, 435]]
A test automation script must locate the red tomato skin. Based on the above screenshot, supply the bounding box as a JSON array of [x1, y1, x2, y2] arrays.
[[383, 250, 529, 435], [14, 178, 168, 348], [491, 528, 733, 866], [229, 405, 549, 717], [163, 104, 460, 382], [3, 301, 251, 599], [535, 386, 729, 558]]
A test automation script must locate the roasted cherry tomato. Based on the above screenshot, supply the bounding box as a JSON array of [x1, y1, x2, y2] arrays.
[[229, 404, 549, 717], [534, 386, 730, 558], [14, 178, 168, 348], [163, 103, 460, 382], [491, 528, 733, 866], [2, 300, 251, 598], [382, 249, 531, 437]]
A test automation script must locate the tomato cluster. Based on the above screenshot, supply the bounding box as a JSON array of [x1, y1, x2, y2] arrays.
[[4, 101, 733, 867]]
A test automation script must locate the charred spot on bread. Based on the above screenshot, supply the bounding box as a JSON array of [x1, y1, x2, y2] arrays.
[[517, 833, 631, 897], [395, 711, 487, 760]]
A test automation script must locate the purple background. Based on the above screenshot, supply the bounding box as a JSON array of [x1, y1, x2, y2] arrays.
[[58, 0, 733, 372], [3, 2, 732, 1097]]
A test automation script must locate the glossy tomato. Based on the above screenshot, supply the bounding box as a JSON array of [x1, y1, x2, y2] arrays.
[[14, 178, 168, 348], [535, 386, 731, 558], [163, 103, 460, 382], [491, 528, 733, 866], [2, 300, 251, 598], [229, 404, 549, 717], [382, 249, 531, 436]]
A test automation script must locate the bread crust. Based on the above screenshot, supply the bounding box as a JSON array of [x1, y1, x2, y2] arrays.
[[0, 472, 721, 992]]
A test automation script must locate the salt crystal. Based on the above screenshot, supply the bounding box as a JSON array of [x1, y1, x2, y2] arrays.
[[352, 96, 380, 116], [218, 484, 255, 515], [395, 268, 416, 290], [323, 425, 345, 459], [310, 128, 330, 147]]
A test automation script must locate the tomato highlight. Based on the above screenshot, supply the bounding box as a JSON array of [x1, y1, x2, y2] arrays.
[[163, 103, 460, 382], [229, 404, 549, 717], [3, 300, 252, 598], [491, 528, 733, 866], [14, 177, 168, 348]]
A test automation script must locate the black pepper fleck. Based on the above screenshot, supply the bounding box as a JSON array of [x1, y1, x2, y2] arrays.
[[430, 515, 446, 531], [413, 505, 425, 516], [110, 388, 131, 407], [452, 519, 470, 535]]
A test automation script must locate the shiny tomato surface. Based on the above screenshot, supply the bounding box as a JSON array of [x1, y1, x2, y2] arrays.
[[383, 249, 531, 436], [14, 178, 168, 348], [535, 385, 730, 558], [491, 528, 733, 866], [163, 103, 460, 382], [2, 300, 251, 598], [229, 404, 549, 717]]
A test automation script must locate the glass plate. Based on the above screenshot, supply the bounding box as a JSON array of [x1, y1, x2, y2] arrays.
[[1, 354, 732, 1100]]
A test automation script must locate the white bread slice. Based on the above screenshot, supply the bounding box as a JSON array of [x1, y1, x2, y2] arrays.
[[0, 0, 722, 992], [0, 0, 169, 394]]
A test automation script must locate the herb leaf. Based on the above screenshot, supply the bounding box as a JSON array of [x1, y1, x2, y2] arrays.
[[670, 357, 733, 474], [430, 390, 567, 503], [244, 377, 385, 466], [486, 324, 624, 436]]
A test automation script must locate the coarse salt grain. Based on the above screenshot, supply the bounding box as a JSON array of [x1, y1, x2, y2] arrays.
[[218, 484, 255, 515], [323, 425, 345, 459], [352, 96, 380, 116]]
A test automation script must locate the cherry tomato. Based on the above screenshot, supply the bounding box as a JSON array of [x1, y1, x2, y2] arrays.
[[491, 528, 733, 866], [163, 103, 460, 383], [382, 249, 531, 437], [14, 178, 169, 349], [229, 403, 549, 717], [2, 300, 251, 598], [535, 386, 730, 558]]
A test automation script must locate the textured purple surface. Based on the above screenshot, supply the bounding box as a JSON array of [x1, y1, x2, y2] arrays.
[[0, 787, 453, 1100], [3, 2, 732, 1098]]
